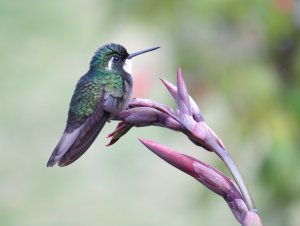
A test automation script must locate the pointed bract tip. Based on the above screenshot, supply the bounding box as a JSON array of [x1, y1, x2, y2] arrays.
[[139, 139, 200, 178], [176, 67, 191, 115], [177, 67, 182, 76], [46, 159, 56, 167], [106, 142, 113, 147], [139, 138, 151, 146], [160, 78, 177, 99], [107, 132, 114, 138], [106, 134, 119, 146], [177, 67, 185, 88], [160, 78, 173, 88], [161, 74, 200, 117], [140, 138, 165, 152]]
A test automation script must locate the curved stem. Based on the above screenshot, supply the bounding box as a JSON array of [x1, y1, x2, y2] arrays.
[[207, 137, 256, 211]]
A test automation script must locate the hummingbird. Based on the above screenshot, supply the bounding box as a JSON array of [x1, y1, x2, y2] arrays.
[[47, 43, 160, 167]]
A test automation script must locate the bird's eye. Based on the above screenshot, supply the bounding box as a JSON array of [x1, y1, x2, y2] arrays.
[[113, 56, 120, 62]]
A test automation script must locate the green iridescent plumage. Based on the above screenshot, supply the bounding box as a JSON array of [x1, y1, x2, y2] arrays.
[[68, 71, 125, 127]]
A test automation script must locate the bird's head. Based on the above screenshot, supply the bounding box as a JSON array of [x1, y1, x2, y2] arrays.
[[90, 43, 160, 74]]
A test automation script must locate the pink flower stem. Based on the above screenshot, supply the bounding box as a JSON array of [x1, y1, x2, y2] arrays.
[[206, 137, 256, 211]]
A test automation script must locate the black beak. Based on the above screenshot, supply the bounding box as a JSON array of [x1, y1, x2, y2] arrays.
[[128, 46, 160, 59]]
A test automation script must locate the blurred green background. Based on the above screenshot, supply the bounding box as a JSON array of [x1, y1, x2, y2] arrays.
[[1, 0, 300, 225]]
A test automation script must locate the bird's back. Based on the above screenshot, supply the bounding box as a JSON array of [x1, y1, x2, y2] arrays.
[[66, 69, 129, 132]]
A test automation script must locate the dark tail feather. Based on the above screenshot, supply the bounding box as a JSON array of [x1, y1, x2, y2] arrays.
[[47, 111, 110, 167], [59, 113, 109, 166], [47, 128, 81, 167]]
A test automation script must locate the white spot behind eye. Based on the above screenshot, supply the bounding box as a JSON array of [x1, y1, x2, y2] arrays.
[[123, 59, 132, 75], [106, 57, 114, 70]]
